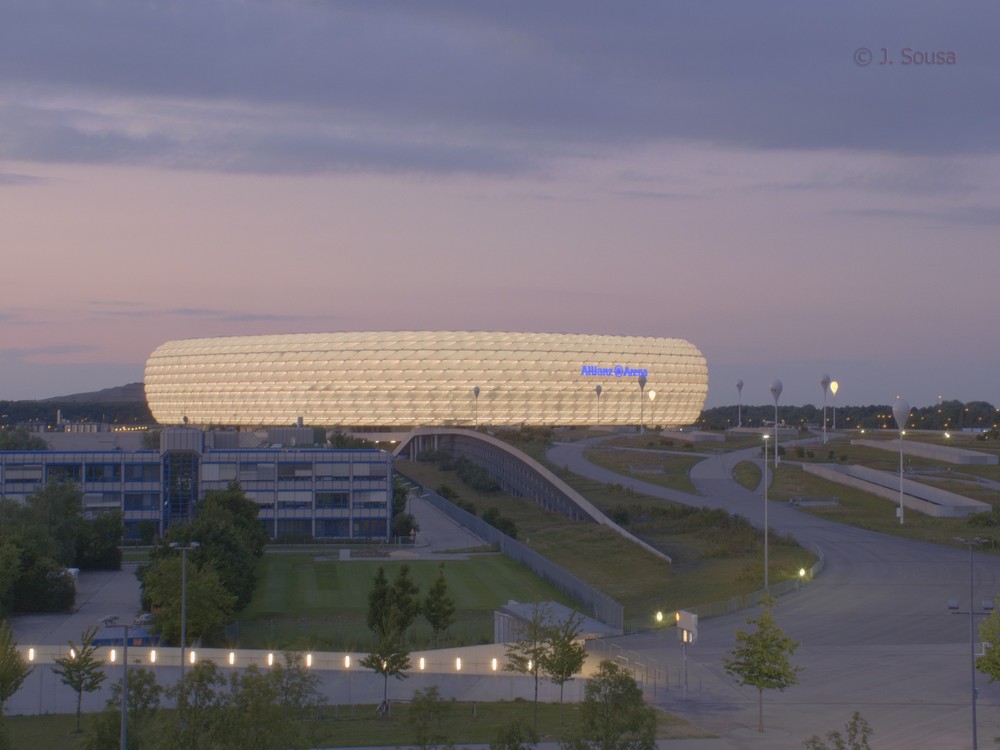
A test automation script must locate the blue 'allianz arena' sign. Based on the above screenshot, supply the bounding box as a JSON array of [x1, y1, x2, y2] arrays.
[[581, 365, 648, 378]]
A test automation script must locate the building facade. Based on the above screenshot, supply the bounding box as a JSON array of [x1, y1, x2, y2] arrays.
[[0, 428, 393, 541], [144, 331, 708, 428]]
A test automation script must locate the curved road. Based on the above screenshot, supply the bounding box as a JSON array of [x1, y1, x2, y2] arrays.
[[548, 437, 1000, 750]]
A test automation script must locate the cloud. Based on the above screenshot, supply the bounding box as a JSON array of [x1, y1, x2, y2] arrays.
[[1, 1, 997, 176]]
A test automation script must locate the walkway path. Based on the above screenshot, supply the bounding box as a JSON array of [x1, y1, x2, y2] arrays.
[[548, 436, 1000, 750]]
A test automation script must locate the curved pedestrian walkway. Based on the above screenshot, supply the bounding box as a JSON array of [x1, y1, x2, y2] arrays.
[[548, 437, 1000, 750]]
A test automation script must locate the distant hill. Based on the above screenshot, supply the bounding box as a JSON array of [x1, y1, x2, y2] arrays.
[[43, 382, 146, 403]]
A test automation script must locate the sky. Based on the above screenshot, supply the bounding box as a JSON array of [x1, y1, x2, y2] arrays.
[[1, 1, 998, 410]]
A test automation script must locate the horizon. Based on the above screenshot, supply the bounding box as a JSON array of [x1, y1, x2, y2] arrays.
[[2, 3, 997, 408]]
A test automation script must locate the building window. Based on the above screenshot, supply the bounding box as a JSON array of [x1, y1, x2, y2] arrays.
[[315, 492, 349, 509]]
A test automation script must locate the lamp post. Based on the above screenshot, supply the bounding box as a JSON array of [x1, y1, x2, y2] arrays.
[[170, 541, 200, 684], [637, 375, 647, 434], [770, 379, 782, 467], [648, 390, 656, 430], [950, 537, 990, 750], [830, 381, 839, 430], [473, 386, 480, 428], [736, 379, 744, 428], [893, 397, 909, 525], [821, 374, 831, 444], [762, 434, 770, 590], [595, 384, 602, 425]]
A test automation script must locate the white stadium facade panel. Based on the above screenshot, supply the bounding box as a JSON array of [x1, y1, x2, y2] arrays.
[[144, 331, 708, 428]]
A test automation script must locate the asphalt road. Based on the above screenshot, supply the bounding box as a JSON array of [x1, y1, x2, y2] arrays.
[[548, 435, 1000, 750]]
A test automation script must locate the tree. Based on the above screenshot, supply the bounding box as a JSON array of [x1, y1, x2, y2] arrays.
[[803, 711, 874, 750], [0, 620, 32, 718], [53, 626, 107, 732], [541, 610, 587, 719], [367, 567, 392, 635], [505, 604, 552, 727], [164, 660, 229, 750], [360, 626, 411, 715], [722, 597, 801, 733], [490, 717, 539, 750], [83, 668, 161, 750], [977, 602, 1000, 682], [391, 564, 422, 634], [363, 566, 417, 714], [563, 660, 656, 750], [139, 556, 236, 645], [0, 427, 47, 451], [408, 685, 452, 750], [423, 564, 456, 645]]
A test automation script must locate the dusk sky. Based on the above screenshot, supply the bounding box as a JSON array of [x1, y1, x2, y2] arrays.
[[2, 2, 998, 410]]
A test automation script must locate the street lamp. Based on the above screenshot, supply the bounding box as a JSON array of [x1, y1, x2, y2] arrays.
[[949, 537, 991, 750], [595, 384, 602, 425], [648, 389, 656, 429], [821, 374, 831, 444], [473, 386, 480, 428], [770, 379, 782, 468], [762, 434, 770, 590], [170, 541, 200, 684], [736, 379, 744, 428], [892, 397, 909, 525], [637, 375, 647, 434], [830, 381, 839, 430]]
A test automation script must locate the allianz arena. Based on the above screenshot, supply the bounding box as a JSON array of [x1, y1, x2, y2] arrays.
[[144, 331, 708, 428]]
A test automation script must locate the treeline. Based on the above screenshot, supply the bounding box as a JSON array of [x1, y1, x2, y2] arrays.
[[137, 483, 267, 646], [700, 398, 998, 432], [0, 400, 153, 427], [84, 654, 321, 750], [0, 482, 123, 615]]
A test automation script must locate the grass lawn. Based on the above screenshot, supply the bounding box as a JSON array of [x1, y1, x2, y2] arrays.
[[398, 457, 816, 631], [4, 700, 714, 749], [767, 461, 1000, 550], [583, 447, 702, 494], [234, 553, 574, 650]]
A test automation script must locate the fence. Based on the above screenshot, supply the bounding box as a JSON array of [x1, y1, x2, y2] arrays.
[[405, 480, 625, 632]]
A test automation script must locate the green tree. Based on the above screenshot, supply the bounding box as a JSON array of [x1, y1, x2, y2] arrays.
[[803, 711, 874, 750], [722, 597, 801, 733], [25, 481, 84, 567], [541, 610, 587, 719], [0, 427, 48, 451], [360, 626, 411, 715], [270, 651, 321, 715], [0, 620, 32, 718], [505, 604, 551, 728], [139, 556, 236, 645], [163, 660, 229, 750], [563, 660, 656, 750], [407, 685, 452, 750], [391, 564, 422, 634], [83, 667, 162, 750], [977, 601, 1000, 682], [0, 545, 22, 617], [226, 665, 305, 750], [422, 564, 456, 645], [75, 510, 124, 570], [367, 567, 392, 634], [52, 626, 107, 732], [490, 716, 539, 750]]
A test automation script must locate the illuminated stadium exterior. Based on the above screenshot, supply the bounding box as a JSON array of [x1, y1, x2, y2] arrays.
[[144, 331, 708, 428]]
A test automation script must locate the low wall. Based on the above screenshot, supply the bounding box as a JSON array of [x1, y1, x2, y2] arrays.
[[852, 438, 997, 466], [802, 463, 989, 518]]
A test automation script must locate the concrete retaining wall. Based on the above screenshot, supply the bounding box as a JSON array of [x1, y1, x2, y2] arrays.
[[802, 463, 989, 518], [852, 438, 998, 465]]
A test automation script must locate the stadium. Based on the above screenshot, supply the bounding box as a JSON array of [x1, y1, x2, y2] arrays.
[[144, 331, 708, 429]]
